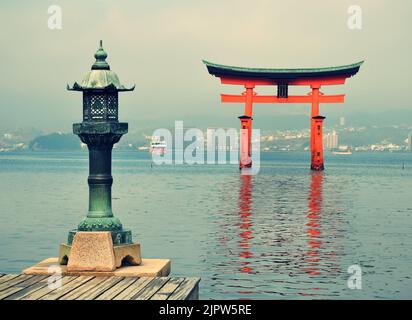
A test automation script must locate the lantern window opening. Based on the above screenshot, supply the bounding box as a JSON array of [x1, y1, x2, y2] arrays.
[[83, 91, 119, 122]]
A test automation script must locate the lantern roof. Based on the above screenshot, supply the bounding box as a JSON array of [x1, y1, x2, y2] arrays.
[[67, 40, 135, 92]]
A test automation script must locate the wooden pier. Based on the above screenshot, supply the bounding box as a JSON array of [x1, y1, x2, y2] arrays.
[[0, 273, 200, 300]]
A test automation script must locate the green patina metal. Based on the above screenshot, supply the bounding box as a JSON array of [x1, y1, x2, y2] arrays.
[[68, 40, 135, 92], [203, 60, 364, 74], [66, 41, 135, 246], [92, 40, 110, 70], [203, 60, 364, 80]]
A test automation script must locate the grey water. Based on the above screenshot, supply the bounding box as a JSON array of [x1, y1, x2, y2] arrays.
[[0, 151, 411, 299]]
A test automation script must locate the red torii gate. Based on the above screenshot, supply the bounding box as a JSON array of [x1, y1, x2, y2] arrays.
[[203, 60, 363, 170]]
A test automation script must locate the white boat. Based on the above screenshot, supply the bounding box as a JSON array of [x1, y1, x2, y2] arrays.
[[332, 145, 352, 155], [332, 150, 352, 155]]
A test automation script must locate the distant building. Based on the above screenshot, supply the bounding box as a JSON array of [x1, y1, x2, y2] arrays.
[[339, 116, 346, 126], [325, 130, 339, 149]]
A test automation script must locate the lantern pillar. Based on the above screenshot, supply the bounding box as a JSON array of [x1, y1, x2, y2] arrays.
[[72, 122, 130, 243]]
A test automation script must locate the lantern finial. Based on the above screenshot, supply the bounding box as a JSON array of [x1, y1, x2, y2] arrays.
[[92, 40, 110, 70]]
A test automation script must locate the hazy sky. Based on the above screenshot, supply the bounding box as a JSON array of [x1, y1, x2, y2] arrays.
[[0, 0, 411, 131]]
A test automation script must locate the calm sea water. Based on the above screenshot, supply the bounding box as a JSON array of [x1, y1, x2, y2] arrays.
[[0, 150, 411, 299]]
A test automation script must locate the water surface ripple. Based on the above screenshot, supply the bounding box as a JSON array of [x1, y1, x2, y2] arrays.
[[0, 151, 411, 299]]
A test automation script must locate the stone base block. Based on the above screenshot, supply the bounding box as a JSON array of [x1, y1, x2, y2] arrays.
[[67, 232, 116, 272], [113, 243, 141, 267], [59, 231, 141, 272], [23, 257, 171, 277]]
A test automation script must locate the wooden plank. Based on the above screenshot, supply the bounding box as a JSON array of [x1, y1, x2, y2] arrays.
[[132, 277, 170, 300], [168, 278, 200, 300], [59, 276, 110, 300], [0, 275, 48, 300], [113, 277, 154, 300], [0, 274, 200, 300], [150, 277, 185, 300], [94, 277, 137, 300], [4, 276, 55, 300], [39, 276, 95, 300], [0, 274, 20, 285], [0, 274, 34, 291], [187, 285, 199, 300], [74, 277, 124, 300], [21, 276, 78, 300]]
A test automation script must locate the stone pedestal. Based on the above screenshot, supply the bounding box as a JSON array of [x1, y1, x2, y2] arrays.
[[59, 231, 141, 272], [23, 257, 171, 278]]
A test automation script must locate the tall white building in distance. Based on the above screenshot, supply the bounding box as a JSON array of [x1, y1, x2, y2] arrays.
[[339, 116, 346, 126], [325, 130, 339, 149]]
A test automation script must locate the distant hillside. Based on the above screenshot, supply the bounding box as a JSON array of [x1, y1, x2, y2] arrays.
[[339, 127, 409, 147], [29, 133, 80, 150]]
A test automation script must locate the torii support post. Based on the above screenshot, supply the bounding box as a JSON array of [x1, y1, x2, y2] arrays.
[[311, 116, 326, 171], [239, 115, 252, 169]]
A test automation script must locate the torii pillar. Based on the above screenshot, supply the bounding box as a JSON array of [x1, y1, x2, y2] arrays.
[[239, 115, 252, 168], [311, 116, 326, 171], [310, 84, 325, 171]]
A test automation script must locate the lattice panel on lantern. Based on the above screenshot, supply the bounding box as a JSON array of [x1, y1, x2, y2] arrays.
[[107, 94, 118, 120], [90, 94, 106, 120], [91, 108, 105, 119]]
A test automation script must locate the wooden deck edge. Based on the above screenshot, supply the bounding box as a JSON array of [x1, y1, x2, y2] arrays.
[[0, 273, 200, 300]]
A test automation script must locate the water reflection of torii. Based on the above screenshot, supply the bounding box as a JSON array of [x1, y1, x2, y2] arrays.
[[305, 171, 341, 274], [238, 174, 254, 274], [301, 171, 343, 299], [304, 172, 324, 276]]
